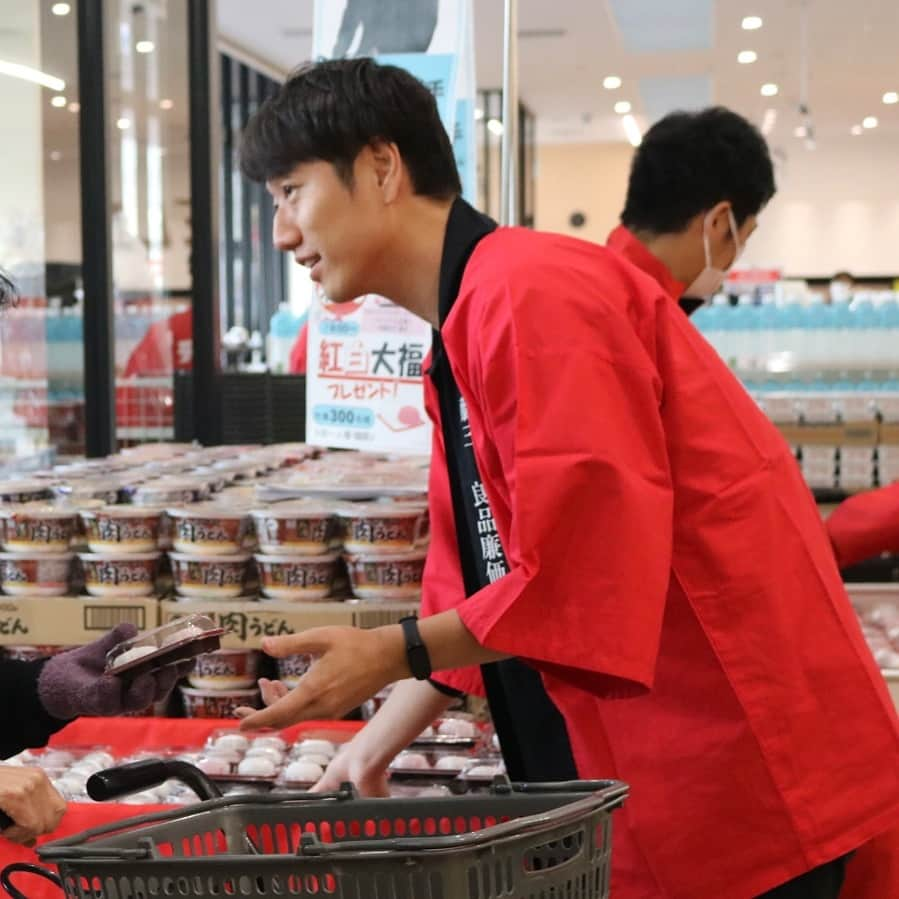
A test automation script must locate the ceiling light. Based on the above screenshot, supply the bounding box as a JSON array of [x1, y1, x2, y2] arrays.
[[486, 118, 504, 136], [116, 117, 131, 130], [863, 116, 878, 129], [474, 107, 484, 120], [622, 113, 642, 147], [159, 98, 174, 110], [760, 83, 779, 97], [614, 100, 632, 115], [51, 94, 66, 107], [851, 125, 863, 135], [0, 60, 65, 92], [794, 125, 807, 138], [51, 2, 71, 15], [761, 107, 777, 136], [67, 101, 79, 112], [49, 150, 62, 162], [883, 91, 899, 105], [742, 15, 763, 30], [136, 41, 155, 54], [737, 50, 758, 64], [603, 75, 622, 90]]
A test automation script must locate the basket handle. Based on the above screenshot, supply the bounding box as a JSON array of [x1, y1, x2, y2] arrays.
[[299, 780, 629, 857], [0, 863, 63, 899], [87, 759, 223, 802], [38, 785, 360, 864]]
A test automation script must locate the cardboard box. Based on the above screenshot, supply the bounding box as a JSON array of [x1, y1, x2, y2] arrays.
[[775, 423, 844, 446], [0, 596, 159, 646], [841, 421, 880, 447], [159, 599, 421, 649]]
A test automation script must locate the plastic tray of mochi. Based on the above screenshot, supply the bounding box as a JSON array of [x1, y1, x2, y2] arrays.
[[193, 730, 290, 784], [104, 614, 225, 678], [387, 748, 479, 779], [410, 714, 482, 749], [276, 735, 347, 787]]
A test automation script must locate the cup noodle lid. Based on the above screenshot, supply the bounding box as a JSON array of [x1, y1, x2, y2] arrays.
[[167, 502, 252, 521], [0, 503, 79, 521], [79, 505, 164, 520], [78, 550, 161, 563], [168, 550, 253, 564], [335, 501, 428, 519], [250, 502, 338, 520]]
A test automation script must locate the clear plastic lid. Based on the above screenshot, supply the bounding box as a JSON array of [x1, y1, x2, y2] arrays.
[[79, 505, 164, 519], [249, 502, 339, 519], [0, 503, 79, 520], [335, 501, 428, 518], [104, 613, 224, 676], [166, 503, 252, 520]]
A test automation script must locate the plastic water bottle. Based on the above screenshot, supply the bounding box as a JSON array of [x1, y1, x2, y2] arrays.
[[875, 299, 899, 371], [266, 303, 304, 373]]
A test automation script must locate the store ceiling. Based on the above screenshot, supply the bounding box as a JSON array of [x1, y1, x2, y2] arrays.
[[216, 0, 899, 153], [23, 0, 899, 158]]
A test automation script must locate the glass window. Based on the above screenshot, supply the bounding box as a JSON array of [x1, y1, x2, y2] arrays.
[[0, 1, 83, 468], [107, 0, 190, 447]]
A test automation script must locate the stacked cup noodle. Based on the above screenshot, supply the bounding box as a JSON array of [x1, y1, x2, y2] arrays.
[[250, 502, 346, 690], [0, 491, 79, 598], [76, 504, 164, 601], [165, 500, 263, 718], [338, 501, 429, 602], [250, 503, 342, 603]]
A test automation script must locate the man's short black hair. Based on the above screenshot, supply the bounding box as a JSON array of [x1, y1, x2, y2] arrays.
[[621, 106, 776, 234], [240, 57, 461, 199]]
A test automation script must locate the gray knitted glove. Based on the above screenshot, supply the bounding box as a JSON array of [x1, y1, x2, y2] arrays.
[[37, 623, 188, 720]]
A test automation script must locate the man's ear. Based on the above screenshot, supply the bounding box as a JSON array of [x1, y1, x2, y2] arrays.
[[368, 139, 404, 202], [705, 200, 734, 241]]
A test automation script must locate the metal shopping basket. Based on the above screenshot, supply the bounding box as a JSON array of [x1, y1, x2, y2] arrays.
[[1, 758, 627, 899]]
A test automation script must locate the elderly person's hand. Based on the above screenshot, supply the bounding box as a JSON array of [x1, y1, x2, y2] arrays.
[[0, 766, 66, 844], [37, 623, 188, 720]]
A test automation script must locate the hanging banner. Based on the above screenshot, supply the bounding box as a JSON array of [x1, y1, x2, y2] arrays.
[[306, 0, 475, 454], [306, 292, 433, 453], [312, 0, 476, 201]]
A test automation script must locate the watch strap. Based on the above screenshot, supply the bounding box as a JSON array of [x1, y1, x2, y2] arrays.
[[399, 615, 432, 681]]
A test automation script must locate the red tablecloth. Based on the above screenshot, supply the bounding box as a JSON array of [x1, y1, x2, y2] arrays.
[[1, 717, 895, 899], [0, 717, 361, 899]]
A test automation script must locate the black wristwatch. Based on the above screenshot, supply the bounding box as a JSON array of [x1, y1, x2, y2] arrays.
[[399, 614, 432, 680]]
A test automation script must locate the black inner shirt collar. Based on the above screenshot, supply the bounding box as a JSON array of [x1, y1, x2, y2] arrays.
[[437, 197, 498, 328]]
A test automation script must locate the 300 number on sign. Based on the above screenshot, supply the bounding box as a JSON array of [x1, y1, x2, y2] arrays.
[[313, 405, 375, 428]]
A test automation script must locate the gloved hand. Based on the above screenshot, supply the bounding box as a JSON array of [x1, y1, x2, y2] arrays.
[[36, 623, 191, 720]]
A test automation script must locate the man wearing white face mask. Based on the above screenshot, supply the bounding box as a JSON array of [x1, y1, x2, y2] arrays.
[[607, 107, 761, 311]]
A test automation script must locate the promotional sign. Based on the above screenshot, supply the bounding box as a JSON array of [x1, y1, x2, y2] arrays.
[[306, 292, 433, 453], [307, 0, 475, 453]]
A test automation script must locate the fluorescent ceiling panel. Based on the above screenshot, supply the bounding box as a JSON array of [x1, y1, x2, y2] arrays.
[[609, 0, 713, 53], [639, 74, 713, 123]]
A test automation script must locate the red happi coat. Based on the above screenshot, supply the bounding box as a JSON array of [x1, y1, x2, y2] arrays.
[[421, 224, 899, 898]]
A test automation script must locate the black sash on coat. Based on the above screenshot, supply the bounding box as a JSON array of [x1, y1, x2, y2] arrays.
[[428, 199, 578, 782]]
